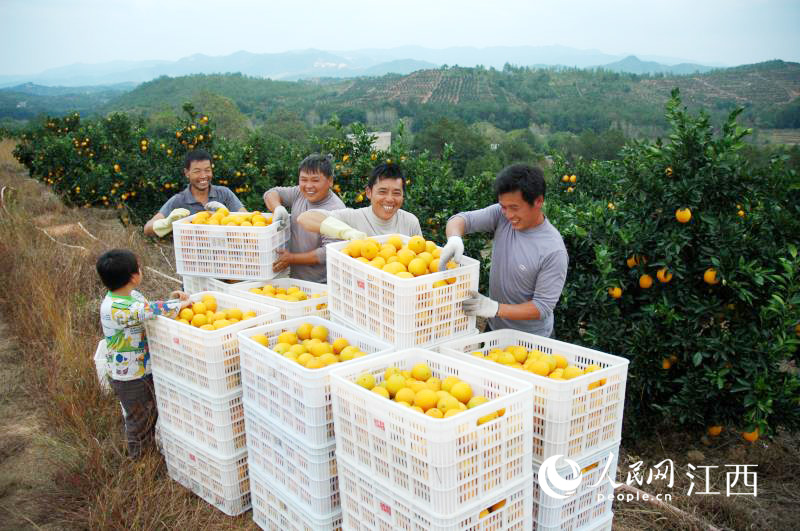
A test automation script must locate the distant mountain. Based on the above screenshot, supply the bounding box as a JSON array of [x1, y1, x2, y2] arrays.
[[598, 56, 715, 75], [0, 47, 720, 88]]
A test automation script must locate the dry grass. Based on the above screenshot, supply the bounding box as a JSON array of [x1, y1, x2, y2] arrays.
[[0, 147, 256, 529]]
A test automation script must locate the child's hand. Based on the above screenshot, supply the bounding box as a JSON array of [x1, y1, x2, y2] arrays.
[[171, 291, 191, 308], [170, 290, 189, 301]]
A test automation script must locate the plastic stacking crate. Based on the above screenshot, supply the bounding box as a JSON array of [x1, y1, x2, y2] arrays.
[[244, 403, 339, 514], [173, 213, 290, 280], [238, 316, 393, 447], [250, 466, 342, 531], [438, 330, 628, 462], [159, 422, 250, 516], [531, 443, 619, 530], [182, 275, 247, 296], [325, 235, 478, 348], [152, 372, 245, 455], [146, 291, 280, 395], [339, 459, 532, 530], [230, 278, 330, 320], [329, 349, 534, 514]]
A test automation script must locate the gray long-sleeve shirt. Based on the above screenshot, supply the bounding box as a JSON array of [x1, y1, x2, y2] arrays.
[[269, 186, 346, 283], [455, 204, 568, 337]]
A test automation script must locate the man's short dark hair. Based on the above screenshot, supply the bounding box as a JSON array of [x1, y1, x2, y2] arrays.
[[367, 161, 405, 192], [96, 249, 139, 291], [299, 153, 334, 179], [184, 149, 212, 170], [494, 164, 546, 205]]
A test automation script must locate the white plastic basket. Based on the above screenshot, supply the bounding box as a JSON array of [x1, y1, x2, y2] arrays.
[[244, 403, 339, 514], [230, 278, 330, 320], [182, 275, 248, 296], [159, 422, 250, 516], [146, 291, 280, 396], [531, 443, 619, 530], [237, 316, 393, 448], [94, 339, 110, 391], [339, 459, 533, 530], [329, 349, 534, 515], [250, 466, 343, 531], [173, 213, 290, 280], [152, 372, 245, 455], [325, 234, 478, 348], [437, 330, 628, 462]]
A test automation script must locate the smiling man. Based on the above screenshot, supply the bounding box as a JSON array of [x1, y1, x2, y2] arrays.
[[297, 161, 421, 241], [143, 149, 245, 238], [263, 154, 345, 282], [439, 164, 568, 338]]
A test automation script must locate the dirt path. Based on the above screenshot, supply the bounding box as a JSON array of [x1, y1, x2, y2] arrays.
[[0, 310, 58, 530]]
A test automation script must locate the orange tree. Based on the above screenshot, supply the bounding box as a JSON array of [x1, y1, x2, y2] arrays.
[[548, 90, 800, 436]]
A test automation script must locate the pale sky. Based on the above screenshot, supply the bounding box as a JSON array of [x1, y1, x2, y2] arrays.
[[1, 0, 798, 75]]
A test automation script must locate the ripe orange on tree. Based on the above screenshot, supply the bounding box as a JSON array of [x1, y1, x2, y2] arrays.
[[675, 208, 692, 223], [742, 428, 759, 443], [703, 268, 720, 285]]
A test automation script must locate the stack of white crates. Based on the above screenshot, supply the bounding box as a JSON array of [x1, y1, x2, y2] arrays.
[[237, 317, 393, 530], [146, 291, 280, 516], [325, 235, 479, 349], [438, 330, 629, 530], [330, 349, 536, 530]]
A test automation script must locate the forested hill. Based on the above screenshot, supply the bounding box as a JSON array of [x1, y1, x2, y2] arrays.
[[5, 60, 800, 134], [108, 61, 800, 133]]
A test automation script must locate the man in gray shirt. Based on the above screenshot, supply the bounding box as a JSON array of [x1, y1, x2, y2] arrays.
[[298, 162, 422, 240], [143, 149, 245, 237], [263, 154, 346, 283], [440, 164, 568, 338]]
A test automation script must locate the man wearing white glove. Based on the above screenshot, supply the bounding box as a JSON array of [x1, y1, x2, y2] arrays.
[[298, 162, 421, 241], [263, 154, 346, 283], [446, 164, 568, 338], [144, 149, 246, 237], [151, 208, 191, 237]]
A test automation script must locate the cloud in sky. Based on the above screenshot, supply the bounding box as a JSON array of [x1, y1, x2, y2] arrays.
[[1, 0, 798, 74]]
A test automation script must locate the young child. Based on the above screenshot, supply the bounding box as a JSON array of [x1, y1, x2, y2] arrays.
[[96, 249, 190, 459]]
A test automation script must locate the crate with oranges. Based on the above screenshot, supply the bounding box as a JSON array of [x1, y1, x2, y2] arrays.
[[173, 209, 290, 281], [329, 349, 534, 515], [237, 316, 392, 447], [145, 291, 280, 395], [231, 278, 329, 320], [438, 330, 629, 462], [326, 234, 479, 348]]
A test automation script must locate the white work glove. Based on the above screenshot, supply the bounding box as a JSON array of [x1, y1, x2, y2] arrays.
[[272, 205, 290, 230], [204, 201, 226, 212], [153, 208, 190, 237], [462, 291, 499, 318], [319, 216, 367, 241], [438, 235, 464, 271]]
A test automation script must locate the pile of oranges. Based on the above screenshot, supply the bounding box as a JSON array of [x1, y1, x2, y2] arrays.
[[251, 323, 368, 370], [470, 345, 606, 389], [355, 363, 504, 422], [342, 234, 458, 283], [248, 284, 326, 303], [190, 208, 272, 226], [174, 294, 256, 330]]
